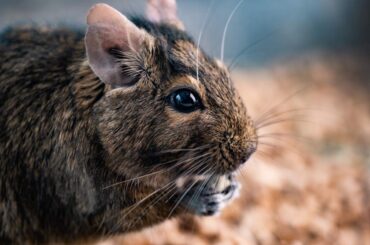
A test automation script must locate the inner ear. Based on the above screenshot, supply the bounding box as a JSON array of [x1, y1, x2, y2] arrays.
[[146, 0, 184, 29], [85, 3, 152, 87], [107, 47, 142, 86]]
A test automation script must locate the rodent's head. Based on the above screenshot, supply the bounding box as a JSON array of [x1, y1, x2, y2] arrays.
[[85, 2, 257, 187]]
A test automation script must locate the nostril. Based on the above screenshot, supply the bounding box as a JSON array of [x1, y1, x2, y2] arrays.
[[240, 148, 255, 164], [239, 155, 248, 165]]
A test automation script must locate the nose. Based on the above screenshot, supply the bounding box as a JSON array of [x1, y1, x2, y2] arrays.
[[223, 131, 257, 167], [239, 146, 256, 164]]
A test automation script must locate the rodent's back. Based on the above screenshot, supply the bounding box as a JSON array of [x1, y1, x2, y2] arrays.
[[0, 27, 103, 242], [0, 26, 84, 114], [0, 26, 84, 91], [0, 26, 86, 165]]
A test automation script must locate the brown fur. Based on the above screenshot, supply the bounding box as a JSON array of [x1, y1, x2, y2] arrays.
[[0, 9, 257, 244]]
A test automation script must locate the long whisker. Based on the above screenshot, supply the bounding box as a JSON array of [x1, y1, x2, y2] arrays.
[[118, 152, 212, 220], [124, 181, 180, 231], [168, 166, 213, 218], [168, 179, 199, 217], [257, 132, 312, 143], [166, 157, 212, 201], [127, 182, 179, 230], [255, 107, 317, 126], [220, 0, 244, 62], [254, 151, 273, 161], [179, 154, 212, 177], [128, 157, 212, 228], [102, 150, 211, 189], [257, 112, 308, 128], [196, 0, 216, 82], [188, 171, 215, 211], [228, 29, 278, 70], [258, 141, 283, 148], [258, 138, 308, 157], [120, 181, 175, 223], [254, 85, 311, 124], [256, 117, 314, 130], [238, 166, 249, 182], [152, 144, 209, 155]]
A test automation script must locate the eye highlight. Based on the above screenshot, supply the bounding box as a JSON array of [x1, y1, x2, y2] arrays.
[[167, 89, 202, 113]]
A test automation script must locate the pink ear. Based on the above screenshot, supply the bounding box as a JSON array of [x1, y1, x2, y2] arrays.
[[85, 4, 150, 87], [146, 0, 184, 29]]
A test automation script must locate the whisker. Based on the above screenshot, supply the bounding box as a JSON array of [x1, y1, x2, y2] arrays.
[[228, 29, 278, 70], [220, 0, 244, 62], [151, 144, 210, 156], [167, 159, 211, 200], [254, 85, 312, 124], [255, 107, 317, 126], [189, 171, 215, 206], [256, 117, 314, 130], [133, 180, 177, 228], [130, 179, 180, 230], [102, 151, 211, 189], [254, 148, 275, 158], [168, 167, 213, 218], [254, 152, 274, 162], [257, 113, 308, 127], [196, 0, 215, 82], [120, 181, 175, 222], [126, 182, 179, 231], [125, 153, 212, 217], [238, 167, 249, 182], [128, 158, 212, 227], [258, 141, 282, 148], [257, 132, 312, 143], [168, 179, 199, 217], [258, 140, 307, 159]]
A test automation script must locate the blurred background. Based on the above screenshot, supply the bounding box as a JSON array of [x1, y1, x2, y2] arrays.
[[0, 0, 370, 67], [1, 0, 369, 244]]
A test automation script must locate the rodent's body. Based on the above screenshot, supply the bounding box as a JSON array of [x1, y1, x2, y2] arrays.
[[0, 2, 257, 244], [0, 26, 115, 242], [0, 25, 185, 243], [0, 25, 194, 243]]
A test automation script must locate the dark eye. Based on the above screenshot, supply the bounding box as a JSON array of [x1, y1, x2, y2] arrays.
[[168, 89, 202, 113]]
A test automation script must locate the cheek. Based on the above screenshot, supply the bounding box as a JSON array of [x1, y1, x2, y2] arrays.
[[165, 107, 201, 127], [152, 109, 205, 148], [95, 91, 156, 150]]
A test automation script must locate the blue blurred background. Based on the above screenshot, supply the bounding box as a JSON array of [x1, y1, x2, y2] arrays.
[[0, 0, 369, 67]]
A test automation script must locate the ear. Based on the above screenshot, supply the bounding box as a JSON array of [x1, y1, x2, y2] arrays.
[[85, 3, 151, 87], [146, 0, 184, 30]]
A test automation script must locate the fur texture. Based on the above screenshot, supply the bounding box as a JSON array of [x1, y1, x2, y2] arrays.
[[0, 8, 257, 244]]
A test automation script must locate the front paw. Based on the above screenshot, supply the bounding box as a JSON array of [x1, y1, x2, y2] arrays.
[[180, 174, 239, 216]]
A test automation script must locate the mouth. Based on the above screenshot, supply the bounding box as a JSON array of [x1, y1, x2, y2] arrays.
[[174, 172, 240, 217]]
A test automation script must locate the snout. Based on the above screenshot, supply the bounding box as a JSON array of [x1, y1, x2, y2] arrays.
[[230, 141, 257, 166], [219, 135, 257, 172], [238, 145, 256, 164]]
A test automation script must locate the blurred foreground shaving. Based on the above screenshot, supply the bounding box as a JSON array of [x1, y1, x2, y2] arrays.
[[103, 53, 370, 245]]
